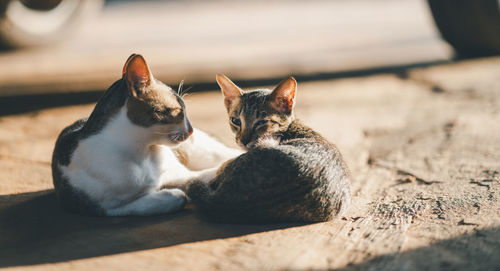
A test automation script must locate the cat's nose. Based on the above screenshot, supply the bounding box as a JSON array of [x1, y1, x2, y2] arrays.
[[240, 138, 250, 148], [240, 133, 252, 147]]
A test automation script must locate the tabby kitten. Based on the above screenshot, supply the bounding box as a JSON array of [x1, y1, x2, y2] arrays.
[[52, 54, 240, 216], [187, 75, 351, 223]]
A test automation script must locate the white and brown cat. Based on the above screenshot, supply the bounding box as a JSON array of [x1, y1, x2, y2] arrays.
[[52, 54, 241, 216]]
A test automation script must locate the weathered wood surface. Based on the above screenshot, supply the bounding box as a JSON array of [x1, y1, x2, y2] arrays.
[[1, 57, 499, 270]]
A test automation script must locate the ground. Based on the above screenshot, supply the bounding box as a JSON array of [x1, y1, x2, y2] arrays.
[[0, 56, 499, 270]]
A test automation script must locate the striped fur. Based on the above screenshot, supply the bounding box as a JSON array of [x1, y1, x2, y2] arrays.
[[187, 76, 351, 223]]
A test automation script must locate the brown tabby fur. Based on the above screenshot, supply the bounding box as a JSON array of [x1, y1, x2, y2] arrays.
[[187, 75, 351, 223]]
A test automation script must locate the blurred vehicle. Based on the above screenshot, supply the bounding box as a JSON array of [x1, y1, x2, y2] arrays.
[[427, 0, 500, 58], [0, 0, 498, 58], [0, 0, 103, 48]]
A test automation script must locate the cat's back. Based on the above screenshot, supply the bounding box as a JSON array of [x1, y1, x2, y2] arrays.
[[52, 118, 86, 187], [245, 135, 348, 179], [280, 138, 351, 213], [52, 118, 87, 169], [52, 118, 105, 215], [52, 118, 86, 192], [281, 137, 345, 167], [197, 137, 350, 223]]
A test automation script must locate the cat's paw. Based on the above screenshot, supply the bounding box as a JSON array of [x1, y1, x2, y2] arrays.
[[165, 187, 186, 197], [161, 188, 187, 210], [105, 189, 187, 216]]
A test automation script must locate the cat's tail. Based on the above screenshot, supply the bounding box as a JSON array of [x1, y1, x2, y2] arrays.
[[187, 180, 244, 223], [186, 180, 211, 205]]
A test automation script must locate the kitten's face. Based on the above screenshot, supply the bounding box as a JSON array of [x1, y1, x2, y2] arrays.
[[123, 54, 193, 146], [216, 75, 297, 149]]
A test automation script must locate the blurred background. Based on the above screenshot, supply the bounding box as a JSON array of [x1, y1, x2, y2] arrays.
[[0, 0, 498, 114]]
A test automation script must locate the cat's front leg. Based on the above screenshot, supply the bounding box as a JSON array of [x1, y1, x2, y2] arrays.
[[193, 167, 219, 184], [160, 167, 218, 192], [174, 128, 243, 170], [105, 189, 186, 216], [175, 158, 236, 193]]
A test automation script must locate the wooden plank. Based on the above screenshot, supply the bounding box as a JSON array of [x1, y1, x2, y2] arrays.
[[0, 57, 499, 270]]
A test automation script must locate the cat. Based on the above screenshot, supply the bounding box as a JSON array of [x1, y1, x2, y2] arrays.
[[187, 75, 351, 223], [51, 54, 241, 216]]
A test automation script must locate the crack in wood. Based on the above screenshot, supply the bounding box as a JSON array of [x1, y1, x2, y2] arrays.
[[458, 219, 479, 226], [396, 169, 441, 185], [370, 161, 441, 185], [470, 180, 491, 190]]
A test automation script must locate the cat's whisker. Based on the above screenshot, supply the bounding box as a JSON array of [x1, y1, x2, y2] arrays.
[[180, 86, 193, 98], [176, 79, 193, 98], [154, 130, 188, 142], [177, 79, 185, 95]]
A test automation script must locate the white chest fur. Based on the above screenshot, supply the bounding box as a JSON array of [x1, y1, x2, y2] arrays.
[[59, 108, 242, 215], [61, 109, 165, 208]]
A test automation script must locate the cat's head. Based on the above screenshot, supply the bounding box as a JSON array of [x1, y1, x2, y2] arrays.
[[123, 54, 193, 146], [216, 74, 297, 149]]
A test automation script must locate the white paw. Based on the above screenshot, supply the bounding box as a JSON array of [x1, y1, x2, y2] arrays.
[[161, 188, 187, 209], [165, 187, 186, 197]]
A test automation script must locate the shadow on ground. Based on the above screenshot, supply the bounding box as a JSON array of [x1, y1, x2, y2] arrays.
[[3, 190, 499, 269], [337, 227, 500, 271], [0, 190, 301, 268]]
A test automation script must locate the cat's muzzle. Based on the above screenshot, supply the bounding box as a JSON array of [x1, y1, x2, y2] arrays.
[[169, 132, 191, 144]]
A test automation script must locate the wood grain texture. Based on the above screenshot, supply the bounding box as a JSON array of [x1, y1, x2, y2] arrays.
[[0, 57, 499, 270]]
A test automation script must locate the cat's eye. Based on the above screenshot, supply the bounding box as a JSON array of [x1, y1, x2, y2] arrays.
[[255, 119, 268, 126], [154, 108, 170, 114], [231, 117, 241, 126]]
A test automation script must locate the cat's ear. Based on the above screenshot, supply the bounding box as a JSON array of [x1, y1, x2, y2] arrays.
[[123, 54, 152, 98], [270, 77, 297, 114], [216, 74, 242, 109]]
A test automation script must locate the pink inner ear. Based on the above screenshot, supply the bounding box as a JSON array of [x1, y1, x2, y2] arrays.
[[127, 58, 150, 84], [271, 78, 296, 113], [130, 69, 149, 85], [274, 96, 294, 113], [122, 54, 137, 76], [125, 55, 152, 96], [216, 74, 243, 100]]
